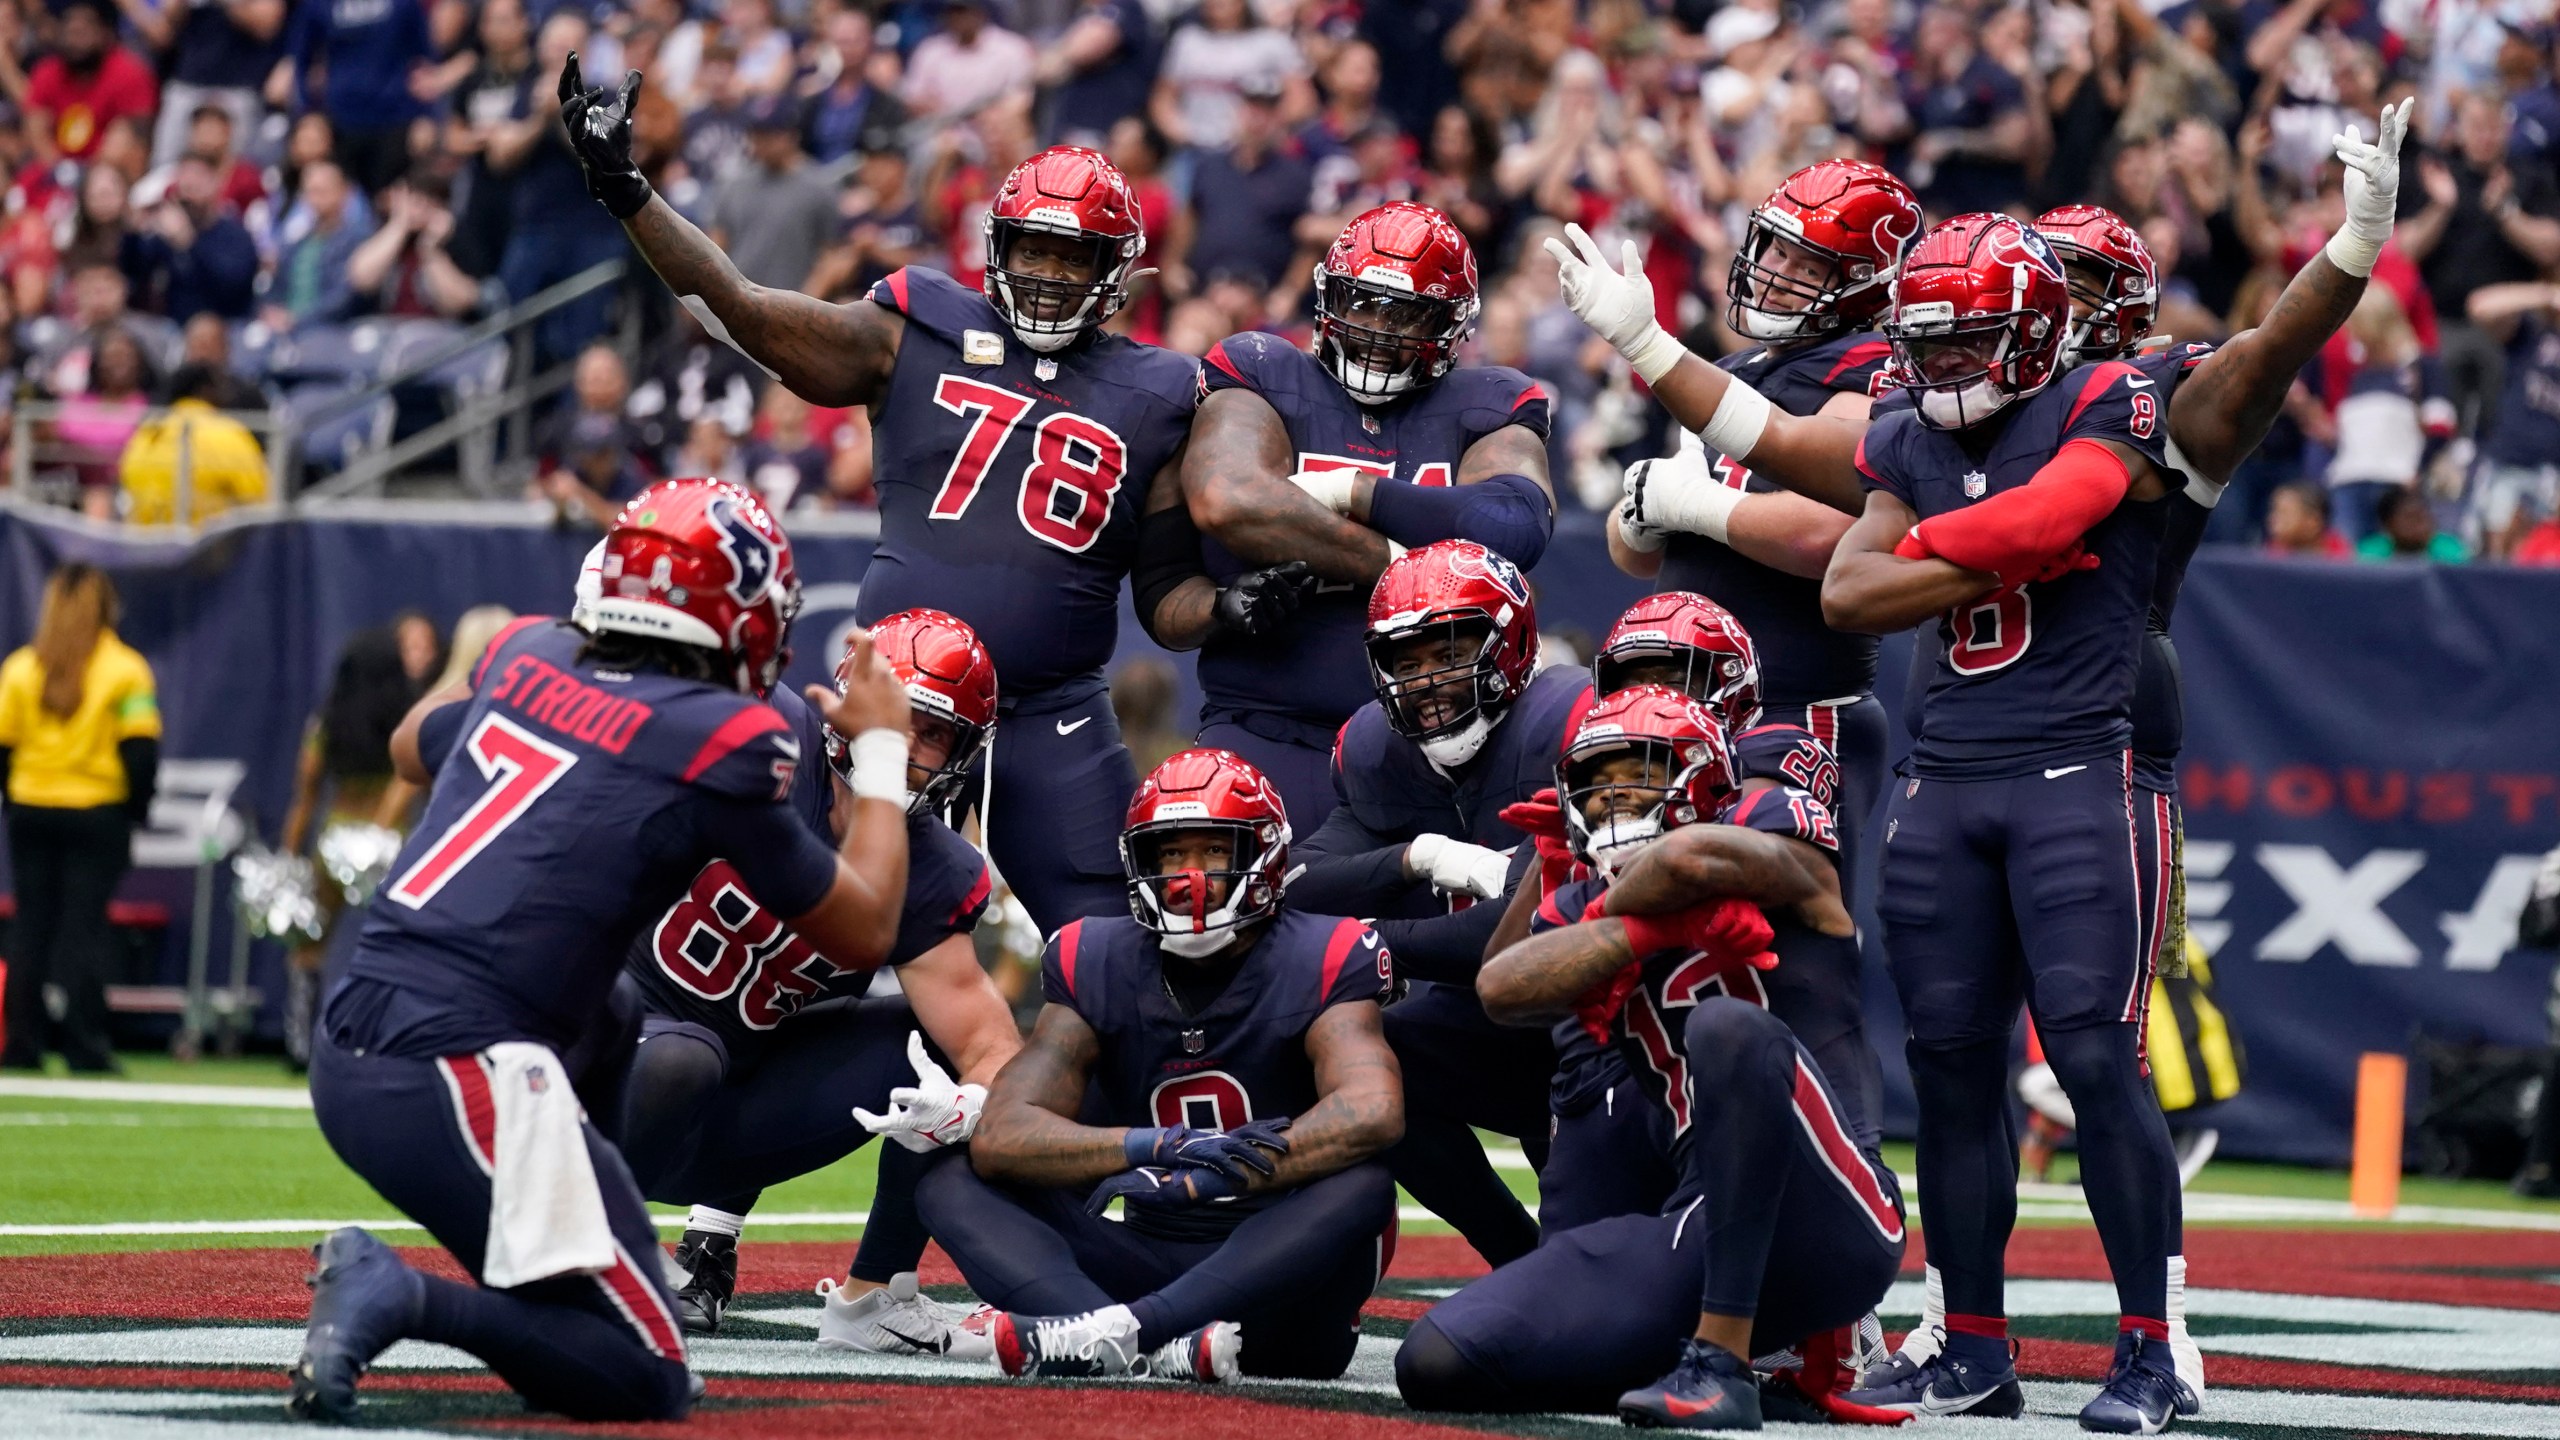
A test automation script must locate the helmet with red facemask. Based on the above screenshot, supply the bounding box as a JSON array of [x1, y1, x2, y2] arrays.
[[1121, 748, 1292, 959], [1592, 592, 1764, 734], [827, 609, 999, 819], [2034, 204, 2159, 368], [981, 146, 1147, 354], [1557, 684, 1739, 878], [1728, 160, 1922, 344], [1885, 213, 2070, 431], [588, 478, 802, 696], [1314, 202, 1480, 403], [1366, 540, 1539, 768]]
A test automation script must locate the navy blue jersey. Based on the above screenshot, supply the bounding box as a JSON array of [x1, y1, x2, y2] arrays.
[[1041, 910, 1394, 1238], [2485, 313, 2560, 468], [1331, 665, 1594, 852], [1197, 332, 1553, 726], [2129, 342, 2220, 792], [350, 618, 840, 1048], [1733, 721, 1841, 812], [1535, 785, 1857, 1153], [624, 687, 992, 1058], [1659, 332, 1893, 705], [1858, 360, 2174, 780], [854, 267, 1201, 693]]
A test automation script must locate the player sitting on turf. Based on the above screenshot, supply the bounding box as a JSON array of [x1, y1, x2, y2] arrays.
[[1399, 685, 1904, 1429], [616, 610, 1019, 1353], [914, 748, 1403, 1383]]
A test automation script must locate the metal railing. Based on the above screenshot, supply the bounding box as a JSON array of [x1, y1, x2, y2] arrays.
[[9, 399, 292, 525]]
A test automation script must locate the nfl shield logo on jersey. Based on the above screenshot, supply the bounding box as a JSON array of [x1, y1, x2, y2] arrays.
[[1963, 469, 1987, 499]]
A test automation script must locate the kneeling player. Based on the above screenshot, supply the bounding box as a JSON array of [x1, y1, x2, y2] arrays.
[[617, 609, 1018, 1351], [1398, 687, 1903, 1429], [917, 749, 1402, 1382]]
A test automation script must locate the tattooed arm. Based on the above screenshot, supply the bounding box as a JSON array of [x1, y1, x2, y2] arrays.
[[1183, 386, 1400, 585], [1479, 917, 1637, 1024], [969, 1004, 1130, 1187], [623, 195, 904, 409], [1245, 1001, 1402, 1192], [2165, 252, 2363, 487], [1602, 825, 1851, 934]]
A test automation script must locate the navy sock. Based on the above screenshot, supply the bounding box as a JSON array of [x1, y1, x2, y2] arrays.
[[849, 1140, 931, 1282], [2040, 1021, 2177, 1326], [1905, 1037, 2017, 1324], [1941, 1323, 2011, 1369]]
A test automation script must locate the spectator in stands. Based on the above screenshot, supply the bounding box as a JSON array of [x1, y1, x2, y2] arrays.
[[1279, 117, 1414, 313], [1298, 38, 1383, 163], [801, 8, 908, 164], [346, 172, 480, 320], [116, 361, 269, 524], [1897, 3, 2033, 217], [26, 0, 160, 167], [0, 563, 158, 1074], [1418, 103, 1505, 260], [167, 106, 269, 217], [0, 196, 57, 321], [819, 406, 873, 508], [710, 96, 836, 292], [1151, 0, 1308, 155], [120, 153, 259, 322], [2265, 481, 2352, 559], [532, 341, 646, 526], [288, 0, 434, 196], [721, 0, 796, 99], [58, 328, 156, 518], [2361, 485, 2472, 562], [677, 43, 754, 198], [491, 11, 626, 368], [1042, 0, 1158, 149], [1360, 0, 1468, 140], [902, 0, 1035, 124], [177, 313, 265, 411], [143, 0, 286, 170], [2398, 91, 2560, 435], [629, 303, 759, 457], [1186, 77, 1311, 304], [805, 138, 928, 302], [62, 164, 132, 281], [1104, 116, 1180, 342], [2326, 285, 2454, 542], [2462, 278, 2560, 559], [261, 160, 371, 332], [740, 385, 827, 511], [923, 92, 1038, 288], [443, 0, 537, 279]]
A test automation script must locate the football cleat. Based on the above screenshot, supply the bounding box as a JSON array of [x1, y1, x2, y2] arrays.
[[1843, 1340, 2025, 1418], [669, 1229, 737, 1337], [1137, 1320, 1242, 1383], [814, 1273, 994, 1360], [2079, 1332, 2195, 1434], [1620, 1338, 1764, 1430], [990, 1303, 1145, 1378], [286, 1227, 423, 1423]]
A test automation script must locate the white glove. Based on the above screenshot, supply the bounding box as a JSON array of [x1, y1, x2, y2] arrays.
[[853, 1032, 988, 1153], [1288, 468, 1359, 515], [1406, 833, 1511, 901], [1543, 223, 1689, 384], [2325, 97, 2413, 279], [1621, 435, 1749, 547]]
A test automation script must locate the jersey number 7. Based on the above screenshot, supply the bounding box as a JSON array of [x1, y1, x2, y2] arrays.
[[385, 714, 579, 909], [928, 374, 1129, 553]]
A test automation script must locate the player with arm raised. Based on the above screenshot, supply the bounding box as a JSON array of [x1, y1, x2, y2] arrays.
[[1168, 202, 1556, 826], [916, 749, 1403, 1384], [558, 59, 1290, 935], [291, 480, 912, 1424], [615, 611, 1015, 1354]]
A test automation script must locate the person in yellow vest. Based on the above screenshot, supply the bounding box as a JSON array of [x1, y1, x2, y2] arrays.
[[0, 564, 158, 1071], [116, 364, 270, 526]]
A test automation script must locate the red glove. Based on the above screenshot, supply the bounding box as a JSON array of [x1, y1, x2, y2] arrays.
[[1904, 525, 2103, 589], [1500, 787, 1580, 894], [2021, 541, 2102, 585], [1779, 1327, 1911, 1427], [1605, 898, 1778, 973], [1570, 963, 1642, 1047]]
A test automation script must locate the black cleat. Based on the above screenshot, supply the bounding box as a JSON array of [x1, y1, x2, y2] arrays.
[[286, 1228, 423, 1423], [670, 1229, 738, 1336]]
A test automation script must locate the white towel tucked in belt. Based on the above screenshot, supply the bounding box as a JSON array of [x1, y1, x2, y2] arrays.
[[475, 1042, 616, 1289]]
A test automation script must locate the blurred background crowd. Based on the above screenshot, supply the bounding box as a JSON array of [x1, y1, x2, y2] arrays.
[[3, 0, 2560, 559]]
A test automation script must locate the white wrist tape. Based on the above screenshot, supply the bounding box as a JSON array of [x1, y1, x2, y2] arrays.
[[1699, 384, 1774, 465], [2323, 224, 2384, 279], [1615, 500, 1667, 553], [847, 728, 910, 805], [1652, 475, 1746, 544], [1623, 323, 1689, 386]]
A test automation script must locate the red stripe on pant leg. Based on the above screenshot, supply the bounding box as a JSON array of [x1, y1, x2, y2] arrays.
[[1809, 703, 1837, 751], [2118, 752, 2147, 1025], [1790, 1058, 1904, 1243], [437, 1056, 498, 1174], [592, 1240, 687, 1362]]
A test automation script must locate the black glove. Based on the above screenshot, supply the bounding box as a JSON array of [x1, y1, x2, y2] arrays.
[[1211, 561, 1318, 637], [558, 52, 652, 220]]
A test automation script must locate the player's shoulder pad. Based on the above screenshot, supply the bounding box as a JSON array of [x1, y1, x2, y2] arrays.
[[1445, 364, 1555, 441], [910, 816, 995, 942], [1855, 405, 1923, 498], [1331, 700, 1402, 796], [1305, 913, 1396, 1008], [1201, 329, 1313, 399], [866, 265, 996, 343], [1733, 723, 1841, 811], [665, 690, 804, 803], [471, 613, 560, 692], [1797, 332, 1895, 398], [1518, 666, 1597, 758], [2052, 358, 2173, 467], [1091, 331, 1207, 412], [1041, 916, 1097, 1008], [764, 684, 837, 836], [1531, 875, 1606, 935], [1721, 784, 1840, 854]]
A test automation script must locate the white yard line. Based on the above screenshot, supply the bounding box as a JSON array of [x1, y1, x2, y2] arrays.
[[0, 1079, 312, 1109]]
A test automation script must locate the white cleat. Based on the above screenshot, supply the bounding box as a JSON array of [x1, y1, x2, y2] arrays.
[[990, 1302, 1146, 1378], [1139, 1321, 1243, 1383], [814, 1273, 995, 1360]]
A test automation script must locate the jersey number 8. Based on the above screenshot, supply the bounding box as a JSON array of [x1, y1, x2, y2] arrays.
[[1945, 588, 2033, 676], [928, 374, 1129, 554]]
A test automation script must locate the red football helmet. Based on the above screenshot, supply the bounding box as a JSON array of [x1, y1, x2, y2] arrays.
[[830, 609, 999, 818], [1593, 592, 1764, 734], [2035, 204, 2160, 368], [1728, 160, 1923, 343], [1314, 201, 1480, 402], [982, 146, 1147, 353], [591, 478, 801, 696], [1121, 748, 1292, 957], [1557, 684, 1739, 876], [1366, 540, 1539, 766], [1885, 213, 2070, 431]]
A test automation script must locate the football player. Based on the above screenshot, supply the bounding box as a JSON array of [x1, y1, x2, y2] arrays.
[[616, 611, 1017, 1353], [915, 749, 1402, 1383], [558, 61, 1292, 936], [1400, 686, 1903, 1429], [289, 480, 914, 1423], [1290, 540, 1592, 1263], [1606, 161, 1919, 911], [1164, 202, 1556, 827]]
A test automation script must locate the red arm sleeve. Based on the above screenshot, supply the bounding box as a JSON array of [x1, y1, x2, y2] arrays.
[[1900, 438, 2130, 580]]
